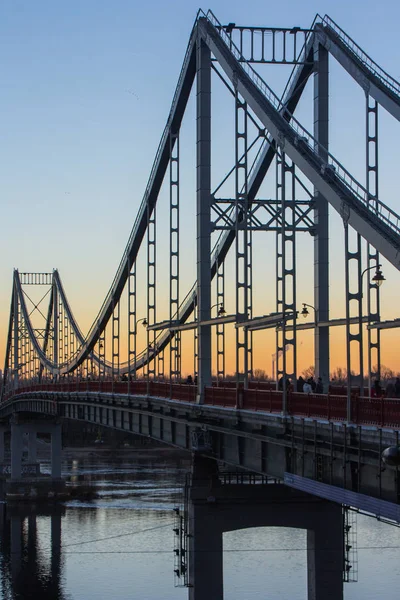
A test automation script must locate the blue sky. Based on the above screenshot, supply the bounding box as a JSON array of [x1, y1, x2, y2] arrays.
[[1, 0, 400, 373]]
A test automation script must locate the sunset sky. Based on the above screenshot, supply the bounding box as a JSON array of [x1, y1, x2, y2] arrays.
[[1, 0, 400, 379]]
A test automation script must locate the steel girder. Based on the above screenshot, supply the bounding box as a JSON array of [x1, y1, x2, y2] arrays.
[[317, 17, 400, 122]]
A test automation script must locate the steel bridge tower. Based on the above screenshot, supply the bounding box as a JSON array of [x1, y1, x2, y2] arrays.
[[3, 12, 400, 421]]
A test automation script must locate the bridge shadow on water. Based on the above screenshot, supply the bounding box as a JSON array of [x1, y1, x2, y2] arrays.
[[0, 502, 65, 600]]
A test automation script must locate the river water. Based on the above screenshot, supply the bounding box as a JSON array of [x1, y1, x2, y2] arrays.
[[0, 449, 399, 599]]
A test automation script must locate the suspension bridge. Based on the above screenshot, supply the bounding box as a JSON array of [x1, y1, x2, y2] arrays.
[[1, 11, 400, 597]]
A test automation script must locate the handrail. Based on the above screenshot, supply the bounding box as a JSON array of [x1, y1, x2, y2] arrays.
[[204, 12, 400, 240], [322, 15, 400, 98], [3, 384, 400, 429]]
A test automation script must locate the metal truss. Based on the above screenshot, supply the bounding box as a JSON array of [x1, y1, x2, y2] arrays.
[[235, 91, 252, 386], [169, 131, 180, 382], [215, 25, 314, 65], [344, 225, 362, 394], [211, 197, 314, 231], [128, 260, 136, 382], [3, 10, 400, 409], [216, 253, 225, 382], [276, 150, 297, 403], [147, 201, 156, 380], [366, 96, 381, 393]]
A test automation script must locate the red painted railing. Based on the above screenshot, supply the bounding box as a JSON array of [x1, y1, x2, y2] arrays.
[[242, 388, 283, 412], [3, 382, 400, 428], [204, 386, 236, 407]]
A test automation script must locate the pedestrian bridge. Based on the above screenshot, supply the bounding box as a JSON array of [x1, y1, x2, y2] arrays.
[[2, 11, 400, 527], [1, 382, 399, 524]]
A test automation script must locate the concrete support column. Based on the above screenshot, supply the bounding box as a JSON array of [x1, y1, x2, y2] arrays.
[[0, 426, 6, 462], [188, 502, 223, 600], [10, 424, 23, 480], [313, 41, 330, 391], [191, 453, 219, 486], [188, 454, 222, 599], [196, 34, 212, 402], [0, 503, 5, 533], [307, 503, 343, 600], [28, 431, 37, 463], [51, 423, 62, 479]]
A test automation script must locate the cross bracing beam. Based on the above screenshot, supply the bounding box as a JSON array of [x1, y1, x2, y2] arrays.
[[198, 16, 400, 270], [367, 319, 400, 331], [12, 271, 55, 373], [169, 315, 238, 332], [211, 198, 314, 231], [317, 16, 400, 121], [213, 25, 313, 64]]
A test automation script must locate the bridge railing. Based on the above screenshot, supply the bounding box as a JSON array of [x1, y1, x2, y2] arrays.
[[242, 388, 283, 413], [204, 386, 237, 407], [4, 382, 400, 429], [287, 392, 347, 421], [352, 396, 400, 428]]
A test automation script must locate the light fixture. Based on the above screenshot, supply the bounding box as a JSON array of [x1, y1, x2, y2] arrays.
[[301, 304, 309, 318], [372, 268, 385, 287], [217, 305, 226, 316]]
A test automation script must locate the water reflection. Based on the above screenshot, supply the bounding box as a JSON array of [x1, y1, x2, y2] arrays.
[[0, 454, 399, 600], [0, 453, 189, 600], [0, 504, 65, 600]]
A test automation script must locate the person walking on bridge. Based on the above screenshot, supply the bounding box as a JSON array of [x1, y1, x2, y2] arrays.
[[303, 378, 312, 394]]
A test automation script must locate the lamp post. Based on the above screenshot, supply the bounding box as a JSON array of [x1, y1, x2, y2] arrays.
[[359, 264, 385, 398], [133, 318, 148, 380], [300, 303, 318, 392], [301, 303, 317, 324], [210, 302, 226, 316]]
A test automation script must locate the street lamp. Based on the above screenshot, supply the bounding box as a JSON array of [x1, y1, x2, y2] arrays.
[[301, 303, 317, 323], [361, 264, 385, 294], [210, 302, 226, 316], [136, 317, 148, 328], [132, 318, 148, 380], [372, 269, 385, 287]]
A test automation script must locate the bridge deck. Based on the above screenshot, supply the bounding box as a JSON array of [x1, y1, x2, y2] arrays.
[[3, 382, 400, 430]]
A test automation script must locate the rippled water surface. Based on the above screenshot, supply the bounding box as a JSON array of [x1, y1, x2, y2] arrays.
[[0, 450, 399, 599]]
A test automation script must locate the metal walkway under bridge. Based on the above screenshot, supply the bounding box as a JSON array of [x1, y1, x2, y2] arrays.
[[2, 12, 400, 522]]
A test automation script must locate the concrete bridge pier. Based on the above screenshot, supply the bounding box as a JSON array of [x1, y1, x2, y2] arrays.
[[50, 422, 62, 479], [10, 420, 62, 481], [28, 431, 37, 463], [7, 420, 66, 500], [10, 422, 23, 480], [0, 425, 6, 463], [188, 455, 343, 600]]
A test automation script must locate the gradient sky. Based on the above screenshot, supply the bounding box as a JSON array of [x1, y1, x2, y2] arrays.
[[1, 0, 400, 377]]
